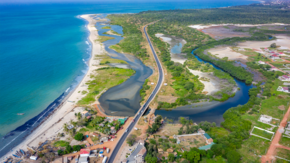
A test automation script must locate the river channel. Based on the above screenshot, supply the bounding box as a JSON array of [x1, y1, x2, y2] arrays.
[[154, 35, 254, 125], [96, 15, 153, 116], [97, 16, 253, 125]]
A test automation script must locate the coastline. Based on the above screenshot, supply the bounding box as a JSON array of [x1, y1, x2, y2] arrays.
[[0, 14, 104, 160]]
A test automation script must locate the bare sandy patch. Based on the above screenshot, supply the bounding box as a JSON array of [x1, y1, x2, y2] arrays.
[[187, 69, 219, 95], [189, 23, 290, 30], [157, 95, 178, 103], [208, 46, 248, 61], [237, 35, 290, 50]]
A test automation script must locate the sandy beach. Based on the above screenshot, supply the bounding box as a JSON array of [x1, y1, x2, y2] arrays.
[[0, 14, 104, 161]]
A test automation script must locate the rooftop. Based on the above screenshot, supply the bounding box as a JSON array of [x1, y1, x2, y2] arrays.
[[198, 143, 215, 150], [203, 133, 211, 139]]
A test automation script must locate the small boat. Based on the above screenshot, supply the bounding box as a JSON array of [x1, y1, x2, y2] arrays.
[[12, 154, 20, 158], [17, 113, 24, 115], [20, 149, 25, 155]]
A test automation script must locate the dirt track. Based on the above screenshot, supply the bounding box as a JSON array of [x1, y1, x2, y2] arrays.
[[261, 105, 290, 162]]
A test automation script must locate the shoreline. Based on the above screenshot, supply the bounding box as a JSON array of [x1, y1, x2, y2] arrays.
[[0, 14, 104, 160]]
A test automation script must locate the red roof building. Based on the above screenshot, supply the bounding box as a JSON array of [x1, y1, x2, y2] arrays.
[[80, 149, 90, 157]]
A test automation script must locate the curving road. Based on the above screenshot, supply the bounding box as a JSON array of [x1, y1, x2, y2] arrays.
[[108, 23, 164, 163]]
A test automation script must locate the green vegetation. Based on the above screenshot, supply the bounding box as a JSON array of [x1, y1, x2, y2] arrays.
[[251, 128, 273, 140], [126, 134, 137, 146], [96, 36, 115, 42], [54, 140, 70, 147], [107, 15, 149, 59], [279, 136, 290, 147], [101, 26, 111, 29], [78, 67, 135, 105], [276, 148, 290, 160], [103, 30, 122, 36], [74, 133, 84, 141], [147, 115, 163, 134], [100, 56, 128, 65], [109, 44, 122, 53], [140, 79, 150, 102], [107, 4, 290, 162]]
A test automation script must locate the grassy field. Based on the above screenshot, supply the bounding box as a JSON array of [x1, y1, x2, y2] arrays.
[[95, 36, 115, 43], [207, 127, 230, 139], [103, 30, 122, 36], [78, 67, 135, 105], [100, 56, 127, 65], [260, 95, 290, 120], [109, 44, 122, 53], [275, 148, 290, 161], [251, 128, 274, 140], [101, 26, 111, 29], [238, 136, 271, 163], [242, 113, 273, 129], [279, 136, 290, 147]]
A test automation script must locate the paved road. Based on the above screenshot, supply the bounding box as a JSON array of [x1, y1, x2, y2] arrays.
[[108, 23, 164, 163]]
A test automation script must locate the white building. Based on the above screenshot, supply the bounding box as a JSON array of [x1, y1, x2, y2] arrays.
[[277, 86, 290, 93], [279, 75, 290, 81], [259, 115, 272, 124], [258, 61, 265, 64]]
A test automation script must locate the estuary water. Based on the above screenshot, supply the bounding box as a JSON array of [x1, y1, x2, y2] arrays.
[[155, 40, 254, 125], [0, 0, 259, 157], [95, 16, 153, 116]]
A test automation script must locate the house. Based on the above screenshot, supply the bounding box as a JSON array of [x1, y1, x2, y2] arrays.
[[279, 75, 290, 81], [258, 61, 265, 64], [158, 148, 164, 153], [259, 115, 272, 124], [80, 149, 90, 157], [270, 54, 280, 59], [82, 111, 90, 117], [277, 86, 290, 93], [110, 129, 116, 134], [270, 66, 278, 71], [92, 133, 100, 137], [99, 123, 104, 127], [136, 147, 147, 159], [203, 133, 213, 144], [122, 141, 147, 163], [67, 125, 74, 130], [285, 121, 290, 131]]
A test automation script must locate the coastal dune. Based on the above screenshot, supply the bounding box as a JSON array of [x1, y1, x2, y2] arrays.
[[0, 14, 103, 160]]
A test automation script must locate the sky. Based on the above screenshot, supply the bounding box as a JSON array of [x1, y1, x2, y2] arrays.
[[0, 0, 241, 4]]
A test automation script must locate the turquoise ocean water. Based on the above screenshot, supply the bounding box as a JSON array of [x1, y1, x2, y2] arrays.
[[0, 0, 258, 157]]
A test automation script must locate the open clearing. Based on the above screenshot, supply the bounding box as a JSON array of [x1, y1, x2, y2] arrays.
[[238, 35, 290, 50], [208, 46, 248, 61]]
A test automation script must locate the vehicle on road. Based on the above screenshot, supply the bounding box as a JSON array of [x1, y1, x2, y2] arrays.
[[102, 156, 108, 163], [125, 129, 128, 132]]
